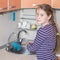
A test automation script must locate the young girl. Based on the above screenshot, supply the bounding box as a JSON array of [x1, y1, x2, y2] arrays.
[[26, 4, 57, 60]]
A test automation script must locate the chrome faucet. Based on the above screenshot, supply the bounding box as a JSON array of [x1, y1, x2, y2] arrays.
[[17, 29, 28, 44]]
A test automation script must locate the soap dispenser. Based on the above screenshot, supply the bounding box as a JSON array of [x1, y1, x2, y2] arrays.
[[11, 11, 15, 21]]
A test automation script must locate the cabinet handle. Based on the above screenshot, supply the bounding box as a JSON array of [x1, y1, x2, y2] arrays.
[[2, 7, 7, 10], [10, 6, 16, 8], [56, 33, 60, 36], [0, 8, 7, 10]]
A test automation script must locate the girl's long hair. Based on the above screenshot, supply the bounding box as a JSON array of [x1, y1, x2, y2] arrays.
[[36, 4, 58, 32]]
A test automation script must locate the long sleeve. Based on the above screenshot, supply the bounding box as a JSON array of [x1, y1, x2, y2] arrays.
[[27, 24, 57, 60], [27, 28, 47, 52]]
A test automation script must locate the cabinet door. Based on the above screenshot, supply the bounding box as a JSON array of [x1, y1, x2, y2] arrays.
[[34, 0, 51, 5], [9, 0, 21, 11], [57, 57, 60, 60], [52, 0, 60, 8], [0, 0, 7, 12], [21, 0, 51, 8], [21, 0, 34, 8]]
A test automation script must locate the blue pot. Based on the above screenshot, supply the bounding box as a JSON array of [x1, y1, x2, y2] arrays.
[[11, 42, 21, 51]]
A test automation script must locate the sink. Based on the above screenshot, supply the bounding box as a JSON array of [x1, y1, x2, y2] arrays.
[[6, 46, 36, 55], [5, 39, 35, 55]]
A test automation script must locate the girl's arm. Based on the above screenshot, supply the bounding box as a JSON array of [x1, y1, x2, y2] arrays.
[[27, 29, 47, 52]]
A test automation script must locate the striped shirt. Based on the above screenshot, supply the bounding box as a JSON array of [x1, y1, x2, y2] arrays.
[[27, 24, 57, 60]]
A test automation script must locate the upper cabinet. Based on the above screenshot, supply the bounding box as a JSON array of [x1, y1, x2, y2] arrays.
[[21, 0, 51, 8], [0, 0, 8, 12], [0, 0, 60, 12], [52, 0, 60, 8], [0, 0, 21, 12], [9, 0, 21, 11], [21, 0, 34, 8]]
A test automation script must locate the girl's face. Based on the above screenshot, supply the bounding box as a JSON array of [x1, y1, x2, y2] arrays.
[[36, 8, 51, 26]]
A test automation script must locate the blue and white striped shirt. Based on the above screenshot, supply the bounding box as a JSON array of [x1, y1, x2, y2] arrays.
[[27, 24, 57, 60]]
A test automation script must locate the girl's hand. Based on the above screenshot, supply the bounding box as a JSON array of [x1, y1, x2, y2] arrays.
[[25, 40, 34, 47], [28, 40, 34, 43], [25, 41, 30, 47]]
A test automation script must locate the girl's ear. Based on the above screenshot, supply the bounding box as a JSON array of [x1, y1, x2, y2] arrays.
[[48, 14, 52, 20]]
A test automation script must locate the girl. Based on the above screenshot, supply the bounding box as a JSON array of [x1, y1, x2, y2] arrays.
[[27, 4, 57, 60]]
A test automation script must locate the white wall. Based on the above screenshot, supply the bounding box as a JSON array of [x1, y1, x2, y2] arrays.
[[54, 10, 60, 33]]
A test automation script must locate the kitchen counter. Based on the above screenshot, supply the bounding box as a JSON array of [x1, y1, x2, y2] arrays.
[[0, 49, 37, 60], [0, 48, 60, 60]]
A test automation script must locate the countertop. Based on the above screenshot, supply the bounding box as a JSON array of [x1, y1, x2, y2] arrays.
[[0, 48, 60, 60], [0, 49, 37, 60]]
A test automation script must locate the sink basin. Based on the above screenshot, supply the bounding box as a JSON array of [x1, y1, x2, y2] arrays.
[[6, 46, 36, 55]]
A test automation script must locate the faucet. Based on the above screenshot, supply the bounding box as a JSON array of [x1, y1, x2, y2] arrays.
[[17, 29, 28, 44]]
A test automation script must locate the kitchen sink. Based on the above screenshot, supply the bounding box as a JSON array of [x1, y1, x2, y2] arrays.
[[5, 46, 36, 55]]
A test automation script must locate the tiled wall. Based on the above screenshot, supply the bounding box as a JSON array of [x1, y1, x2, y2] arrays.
[[0, 11, 20, 46], [0, 9, 60, 47]]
